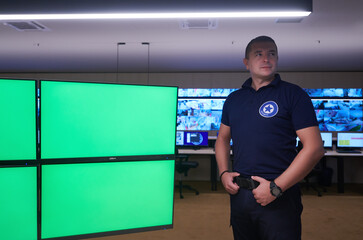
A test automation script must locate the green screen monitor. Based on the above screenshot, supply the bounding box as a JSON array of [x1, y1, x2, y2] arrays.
[[40, 81, 178, 160], [41, 160, 175, 239], [0, 166, 38, 240], [0, 79, 36, 161]]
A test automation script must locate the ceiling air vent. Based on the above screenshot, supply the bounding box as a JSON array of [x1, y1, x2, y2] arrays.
[[179, 19, 218, 30], [4, 21, 50, 31]]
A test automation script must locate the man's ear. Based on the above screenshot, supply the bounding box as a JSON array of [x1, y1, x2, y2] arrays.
[[243, 58, 249, 70]]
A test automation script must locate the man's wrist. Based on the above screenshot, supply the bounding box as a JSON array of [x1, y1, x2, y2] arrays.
[[270, 180, 283, 198], [219, 170, 230, 179]]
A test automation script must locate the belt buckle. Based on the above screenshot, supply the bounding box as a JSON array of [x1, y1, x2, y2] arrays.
[[247, 178, 259, 190]]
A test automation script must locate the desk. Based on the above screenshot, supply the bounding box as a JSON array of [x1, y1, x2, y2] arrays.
[[324, 150, 363, 193], [178, 148, 363, 193], [178, 148, 219, 191]]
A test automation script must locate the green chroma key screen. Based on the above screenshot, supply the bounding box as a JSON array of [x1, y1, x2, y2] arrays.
[[40, 81, 178, 159], [0, 167, 37, 240], [41, 160, 175, 239], [0, 79, 36, 161]]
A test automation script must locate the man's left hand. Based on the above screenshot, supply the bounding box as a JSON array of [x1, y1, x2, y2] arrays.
[[251, 176, 276, 206]]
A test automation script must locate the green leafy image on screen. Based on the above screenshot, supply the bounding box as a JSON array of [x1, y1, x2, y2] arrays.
[[40, 81, 178, 159], [0, 167, 37, 240], [0, 79, 36, 161], [41, 160, 175, 239]]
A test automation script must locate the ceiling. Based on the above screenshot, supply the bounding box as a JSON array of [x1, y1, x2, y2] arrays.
[[0, 0, 362, 73]]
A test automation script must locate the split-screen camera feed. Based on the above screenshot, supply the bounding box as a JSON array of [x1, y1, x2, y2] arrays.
[[177, 88, 363, 132], [312, 100, 363, 131]]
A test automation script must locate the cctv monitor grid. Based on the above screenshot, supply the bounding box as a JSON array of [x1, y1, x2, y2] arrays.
[[177, 88, 362, 151]]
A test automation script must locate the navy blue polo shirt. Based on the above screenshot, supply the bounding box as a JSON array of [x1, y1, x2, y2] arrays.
[[221, 74, 318, 179]]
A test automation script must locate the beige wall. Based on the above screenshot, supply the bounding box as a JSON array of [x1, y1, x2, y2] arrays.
[[1, 71, 363, 183], [1, 71, 363, 89]]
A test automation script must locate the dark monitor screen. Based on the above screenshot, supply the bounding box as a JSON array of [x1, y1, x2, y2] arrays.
[[41, 160, 174, 239], [337, 132, 363, 148], [40, 81, 178, 160], [176, 131, 208, 147], [0, 79, 36, 161]]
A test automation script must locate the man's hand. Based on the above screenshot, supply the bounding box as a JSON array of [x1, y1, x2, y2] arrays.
[[221, 172, 240, 195], [251, 176, 276, 206]]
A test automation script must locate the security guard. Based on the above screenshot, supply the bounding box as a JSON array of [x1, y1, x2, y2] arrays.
[[215, 36, 325, 240]]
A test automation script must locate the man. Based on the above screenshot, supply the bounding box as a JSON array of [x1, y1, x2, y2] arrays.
[[215, 36, 325, 240]]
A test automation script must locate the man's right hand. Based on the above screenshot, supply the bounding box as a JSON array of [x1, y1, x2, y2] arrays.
[[221, 172, 240, 195]]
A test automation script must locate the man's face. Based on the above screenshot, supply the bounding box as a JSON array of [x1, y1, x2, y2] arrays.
[[243, 41, 278, 80]]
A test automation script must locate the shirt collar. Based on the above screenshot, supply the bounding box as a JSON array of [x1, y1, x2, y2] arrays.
[[242, 74, 281, 90]]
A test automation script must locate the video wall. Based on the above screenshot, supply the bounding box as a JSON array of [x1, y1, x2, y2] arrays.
[[0, 78, 178, 240], [305, 88, 363, 132], [177, 88, 238, 131], [177, 87, 363, 133]]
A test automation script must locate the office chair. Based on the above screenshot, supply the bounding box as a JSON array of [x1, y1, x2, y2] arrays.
[[175, 154, 199, 199], [298, 142, 327, 197], [296, 141, 329, 197], [303, 160, 327, 197]]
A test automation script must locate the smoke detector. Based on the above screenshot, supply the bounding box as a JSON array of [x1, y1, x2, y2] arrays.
[[4, 21, 50, 31]]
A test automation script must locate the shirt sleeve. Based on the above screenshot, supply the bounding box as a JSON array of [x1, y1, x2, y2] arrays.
[[221, 95, 231, 127], [291, 88, 318, 131]]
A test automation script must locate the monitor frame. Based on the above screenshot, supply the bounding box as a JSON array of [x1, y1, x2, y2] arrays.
[[39, 160, 175, 240], [1, 78, 178, 240], [0, 78, 38, 163], [337, 132, 363, 149], [321, 132, 333, 148], [176, 131, 209, 148], [39, 79, 178, 162], [312, 98, 363, 132]]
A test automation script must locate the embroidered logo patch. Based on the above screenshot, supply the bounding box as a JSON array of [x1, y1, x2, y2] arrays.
[[259, 101, 278, 118]]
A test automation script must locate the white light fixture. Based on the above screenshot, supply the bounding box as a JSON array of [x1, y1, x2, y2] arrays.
[[0, 11, 311, 20]]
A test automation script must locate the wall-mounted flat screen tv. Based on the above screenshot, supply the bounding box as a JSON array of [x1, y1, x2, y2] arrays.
[[40, 81, 178, 160], [0, 166, 37, 240], [304, 88, 362, 98], [312, 99, 363, 131], [177, 98, 224, 130], [178, 88, 238, 97], [0, 79, 36, 161], [176, 131, 209, 147], [41, 160, 175, 239], [176, 88, 238, 131]]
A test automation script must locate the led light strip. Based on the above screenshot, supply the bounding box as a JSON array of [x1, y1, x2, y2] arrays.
[[0, 11, 311, 20]]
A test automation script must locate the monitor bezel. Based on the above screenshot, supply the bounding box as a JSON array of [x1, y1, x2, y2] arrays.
[[0, 78, 38, 163], [39, 160, 175, 240], [336, 132, 363, 149], [39, 79, 178, 162]]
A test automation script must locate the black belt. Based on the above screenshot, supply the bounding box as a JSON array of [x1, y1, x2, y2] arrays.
[[234, 176, 260, 190]]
